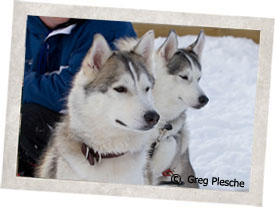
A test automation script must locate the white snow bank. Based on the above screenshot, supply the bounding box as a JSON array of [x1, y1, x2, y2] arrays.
[[154, 35, 259, 191]]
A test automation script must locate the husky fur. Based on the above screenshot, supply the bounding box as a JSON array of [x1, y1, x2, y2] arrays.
[[35, 31, 160, 185], [115, 30, 208, 187]]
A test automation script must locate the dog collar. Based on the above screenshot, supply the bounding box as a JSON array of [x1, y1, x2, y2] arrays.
[[163, 123, 173, 131], [158, 122, 173, 138], [157, 122, 173, 143], [148, 123, 173, 158], [155, 122, 173, 144], [81, 143, 126, 166]]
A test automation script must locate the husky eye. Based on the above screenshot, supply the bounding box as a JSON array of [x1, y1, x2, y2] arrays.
[[179, 75, 189, 81], [198, 77, 201, 81], [145, 87, 150, 92], [114, 86, 127, 93]]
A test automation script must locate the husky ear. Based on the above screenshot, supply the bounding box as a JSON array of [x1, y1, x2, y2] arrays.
[[133, 30, 155, 68], [83, 34, 112, 74], [187, 30, 205, 60], [158, 30, 178, 61]]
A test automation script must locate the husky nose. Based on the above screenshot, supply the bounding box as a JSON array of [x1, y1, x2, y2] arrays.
[[198, 95, 209, 106], [144, 111, 160, 127]]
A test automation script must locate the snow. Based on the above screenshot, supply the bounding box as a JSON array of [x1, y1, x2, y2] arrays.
[[154, 35, 259, 191]]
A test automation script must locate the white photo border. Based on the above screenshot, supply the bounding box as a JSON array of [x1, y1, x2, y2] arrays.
[[1, 1, 274, 206]]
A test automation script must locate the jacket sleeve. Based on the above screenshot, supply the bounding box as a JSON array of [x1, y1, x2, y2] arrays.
[[22, 21, 137, 112]]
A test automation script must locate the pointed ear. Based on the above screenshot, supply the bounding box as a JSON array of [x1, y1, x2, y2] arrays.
[[187, 30, 205, 60], [133, 30, 155, 67], [158, 30, 178, 61], [83, 34, 112, 74]]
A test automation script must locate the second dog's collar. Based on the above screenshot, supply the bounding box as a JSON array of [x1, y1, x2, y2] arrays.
[[150, 122, 173, 155], [81, 143, 126, 166], [162, 123, 173, 131]]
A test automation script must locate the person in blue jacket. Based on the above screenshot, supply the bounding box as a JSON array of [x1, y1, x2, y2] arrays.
[[18, 16, 137, 177]]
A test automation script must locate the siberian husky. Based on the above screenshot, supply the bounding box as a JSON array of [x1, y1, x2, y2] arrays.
[[116, 30, 208, 187], [35, 30, 160, 185]]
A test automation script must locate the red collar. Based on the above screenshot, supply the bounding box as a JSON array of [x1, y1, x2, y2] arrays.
[[162, 168, 174, 177], [81, 143, 126, 166]]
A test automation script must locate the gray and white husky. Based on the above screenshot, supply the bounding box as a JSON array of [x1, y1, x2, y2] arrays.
[[116, 30, 208, 187], [35, 31, 160, 185]]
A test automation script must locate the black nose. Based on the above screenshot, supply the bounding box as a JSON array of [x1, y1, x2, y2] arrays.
[[198, 95, 209, 106], [144, 111, 160, 127]]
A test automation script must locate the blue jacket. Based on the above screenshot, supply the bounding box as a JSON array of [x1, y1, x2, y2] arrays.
[[23, 16, 137, 112]]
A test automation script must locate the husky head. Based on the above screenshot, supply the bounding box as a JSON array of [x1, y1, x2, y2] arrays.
[[68, 31, 159, 135], [154, 30, 208, 120]]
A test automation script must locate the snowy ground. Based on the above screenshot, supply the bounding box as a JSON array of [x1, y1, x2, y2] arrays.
[[154, 35, 259, 191]]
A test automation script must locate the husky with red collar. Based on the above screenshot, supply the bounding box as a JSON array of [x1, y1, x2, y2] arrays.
[[148, 31, 208, 187], [35, 31, 160, 184], [116, 30, 208, 187]]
